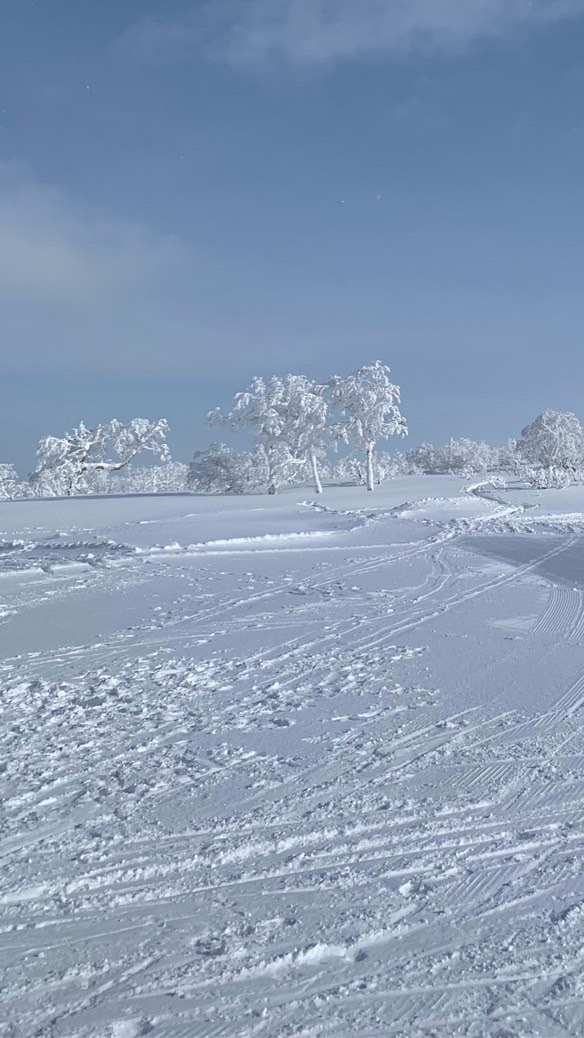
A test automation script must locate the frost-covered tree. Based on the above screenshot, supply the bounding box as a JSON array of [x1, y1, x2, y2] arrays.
[[189, 442, 269, 495], [273, 375, 328, 493], [517, 410, 584, 476], [103, 461, 189, 495], [496, 438, 521, 474], [125, 461, 188, 494], [209, 375, 328, 494], [446, 438, 495, 475], [0, 463, 27, 500], [521, 465, 572, 490], [406, 438, 496, 477], [375, 450, 410, 482], [331, 450, 405, 486], [327, 361, 407, 491], [404, 443, 435, 475], [330, 455, 368, 486], [31, 418, 170, 496]]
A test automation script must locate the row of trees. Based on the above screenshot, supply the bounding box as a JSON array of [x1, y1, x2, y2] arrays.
[[205, 362, 407, 494], [407, 412, 584, 489], [188, 439, 494, 495], [0, 419, 173, 500], [0, 437, 498, 500], [1, 361, 409, 498], [0, 363, 582, 500]]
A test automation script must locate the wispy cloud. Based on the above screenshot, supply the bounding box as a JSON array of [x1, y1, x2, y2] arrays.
[[116, 0, 584, 67], [0, 165, 204, 379], [0, 164, 181, 304]]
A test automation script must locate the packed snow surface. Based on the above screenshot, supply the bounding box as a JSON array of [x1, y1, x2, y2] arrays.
[[4, 477, 584, 1036]]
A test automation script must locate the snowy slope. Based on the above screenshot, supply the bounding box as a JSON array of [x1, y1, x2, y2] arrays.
[[3, 478, 584, 1036]]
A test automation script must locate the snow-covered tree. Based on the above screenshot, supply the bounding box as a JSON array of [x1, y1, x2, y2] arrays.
[[0, 463, 26, 500], [496, 438, 522, 474], [330, 455, 368, 486], [327, 361, 407, 491], [521, 465, 572, 489], [105, 461, 189, 495], [209, 375, 328, 493], [189, 442, 268, 495], [31, 418, 170, 496], [375, 450, 410, 482], [446, 438, 495, 475], [517, 410, 584, 476], [272, 374, 329, 493], [404, 442, 435, 475], [331, 450, 405, 486], [406, 438, 496, 477]]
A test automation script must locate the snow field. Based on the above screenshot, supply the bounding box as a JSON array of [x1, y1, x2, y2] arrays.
[[3, 479, 584, 1036]]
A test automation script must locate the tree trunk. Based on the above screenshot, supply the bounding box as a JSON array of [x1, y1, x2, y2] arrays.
[[310, 453, 323, 494], [266, 445, 278, 495], [68, 467, 83, 496], [366, 444, 375, 492]]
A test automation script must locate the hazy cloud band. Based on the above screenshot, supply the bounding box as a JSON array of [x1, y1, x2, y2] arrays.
[[116, 0, 584, 66]]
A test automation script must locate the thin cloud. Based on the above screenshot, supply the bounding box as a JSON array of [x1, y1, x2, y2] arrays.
[[0, 165, 204, 379], [0, 164, 183, 304], [115, 0, 584, 67]]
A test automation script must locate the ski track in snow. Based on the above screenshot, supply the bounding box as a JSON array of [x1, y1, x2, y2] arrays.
[[4, 481, 584, 1036]]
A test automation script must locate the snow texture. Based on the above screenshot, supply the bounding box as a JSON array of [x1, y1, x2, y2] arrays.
[[4, 476, 584, 1036]]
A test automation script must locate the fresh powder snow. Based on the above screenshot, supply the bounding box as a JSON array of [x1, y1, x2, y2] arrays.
[[3, 477, 584, 1036]]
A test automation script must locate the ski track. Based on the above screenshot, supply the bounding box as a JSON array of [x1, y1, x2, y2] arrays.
[[4, 490, 584, 1036]]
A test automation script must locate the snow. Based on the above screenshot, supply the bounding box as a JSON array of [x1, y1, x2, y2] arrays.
[[4, 476, 584, 1035]]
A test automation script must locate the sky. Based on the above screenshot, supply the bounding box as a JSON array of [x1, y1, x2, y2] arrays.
[[2, 0, 584, 471]]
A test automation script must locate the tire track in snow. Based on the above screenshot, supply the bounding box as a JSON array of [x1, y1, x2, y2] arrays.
[[531, 583, 584, 641]]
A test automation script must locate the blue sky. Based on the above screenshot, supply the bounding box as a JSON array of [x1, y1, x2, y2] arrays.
[[2, 0, 584, 471]]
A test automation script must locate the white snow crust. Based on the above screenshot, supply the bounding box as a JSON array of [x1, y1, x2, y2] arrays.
[[4, 476, 584, 1036]]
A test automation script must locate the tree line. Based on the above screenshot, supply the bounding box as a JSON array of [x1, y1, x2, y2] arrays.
[[0, 360, 582, 499]]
